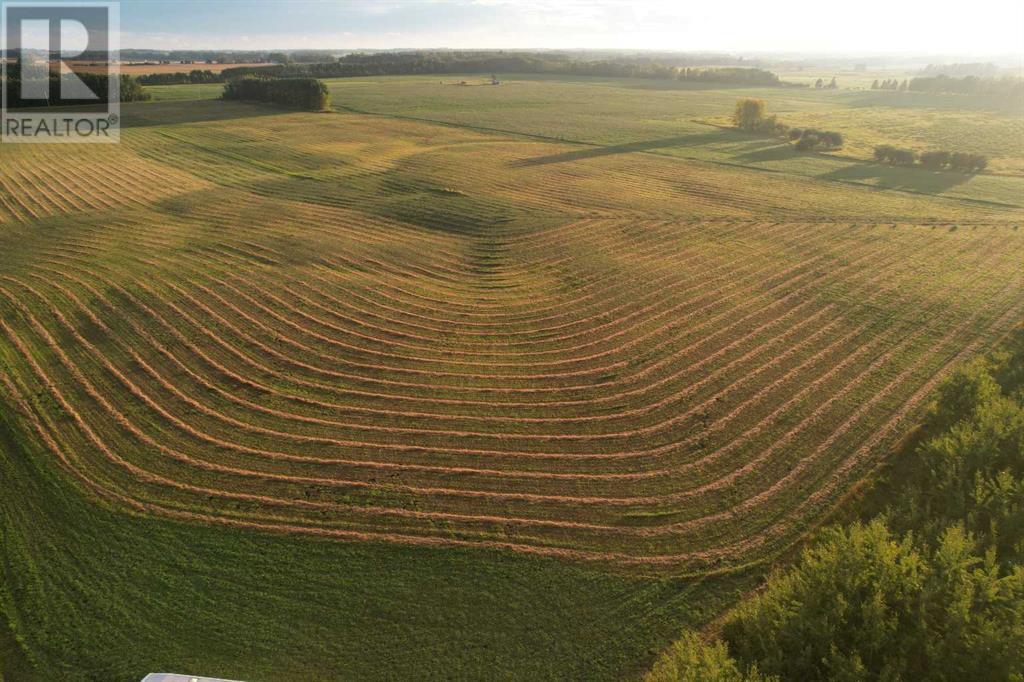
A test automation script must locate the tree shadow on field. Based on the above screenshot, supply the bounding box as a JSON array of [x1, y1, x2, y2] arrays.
[[819, 162, 973, 195], [734, 142, 797, 163], [511, 131, 729, 167], [119, 99, 296, 128]]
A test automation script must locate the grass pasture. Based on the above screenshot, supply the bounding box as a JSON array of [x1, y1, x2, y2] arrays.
[[317, 73, 1024, 181], [1, 82, 1023, 680]]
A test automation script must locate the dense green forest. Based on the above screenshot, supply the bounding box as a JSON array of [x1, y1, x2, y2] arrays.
[[650, 327, 1024, 681], [221, 76, 330, 110]]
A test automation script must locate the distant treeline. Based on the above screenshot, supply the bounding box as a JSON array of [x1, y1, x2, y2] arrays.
[[873, 74, 1023, 96], [1, 72, 149, 108], [921, 62, 999, 77], [222, 76, 330, 110], [678, 67, 780, 86], [60, 49, 289, 64], [216, 51, 786, 86], [874, 145, 988, 172], [7, 47, 769, 68], [908, 74, 1024, 96], [872, 78, 910, 91], [138, 70, 222, 86]]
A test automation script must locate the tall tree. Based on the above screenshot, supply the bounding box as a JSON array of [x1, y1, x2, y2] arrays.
[[732, 98, 766, 131]]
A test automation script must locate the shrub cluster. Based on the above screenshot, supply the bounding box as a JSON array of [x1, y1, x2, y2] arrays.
[[788, 127, 843, 151], [732, 99, 843, 152], [873, 144, 918, 166], [222, 76, 331, 111], [875, 145, 988, 172]]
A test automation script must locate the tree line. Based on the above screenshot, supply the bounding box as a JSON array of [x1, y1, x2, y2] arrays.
[[874, 145, 988, 172], [922, 62, 999, 77], [1, 70, 149, 108], [72, 48, 282, 64], [138, 70, 222, 86], [872, 74, 1023, 97], [733, 99, 844, 152], [217, 52, 786, 86], [678, 67, 780, 86], [222, 76, 330, 111], [648, 326, 1024, 681], [908, 74, 1024, 96], [872, 78, 909, 91]]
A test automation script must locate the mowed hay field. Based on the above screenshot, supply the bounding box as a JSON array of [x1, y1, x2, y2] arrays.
[[1, 89, 1023, 679], [320, 74, 1024, 188]]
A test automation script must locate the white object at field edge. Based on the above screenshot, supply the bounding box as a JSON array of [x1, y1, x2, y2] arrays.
[[141, 674, 247, 682]]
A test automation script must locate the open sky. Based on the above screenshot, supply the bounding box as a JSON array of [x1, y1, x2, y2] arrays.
[[111, 0, 1024, 55]]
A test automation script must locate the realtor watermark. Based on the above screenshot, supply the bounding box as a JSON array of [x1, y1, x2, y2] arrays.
[[2, 1, 120, 143]]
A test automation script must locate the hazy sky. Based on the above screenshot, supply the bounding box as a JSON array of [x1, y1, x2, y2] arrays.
[[110, 0, 1024, 54]]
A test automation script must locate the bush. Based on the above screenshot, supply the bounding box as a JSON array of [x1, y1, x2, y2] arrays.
[[874, 145, 918, 166], [793, 134, 818, 151], [876, 146, 987, 173], [728, 100, 840, 152], [920, 150, 952, 170], [792, 127, 843, 151], [732, 98, 766, 131], [751, 114, 788, 136], [647, 632, 774, 682], [893, 148, 917, 165], [949, 152, 988, 173], [222, 76, 330, 110]]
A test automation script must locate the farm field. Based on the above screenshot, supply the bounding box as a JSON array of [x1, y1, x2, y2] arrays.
[[315, 74, 1024, 189], [145, 75, 1024, 207], [1, 84, 1023, 679]]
